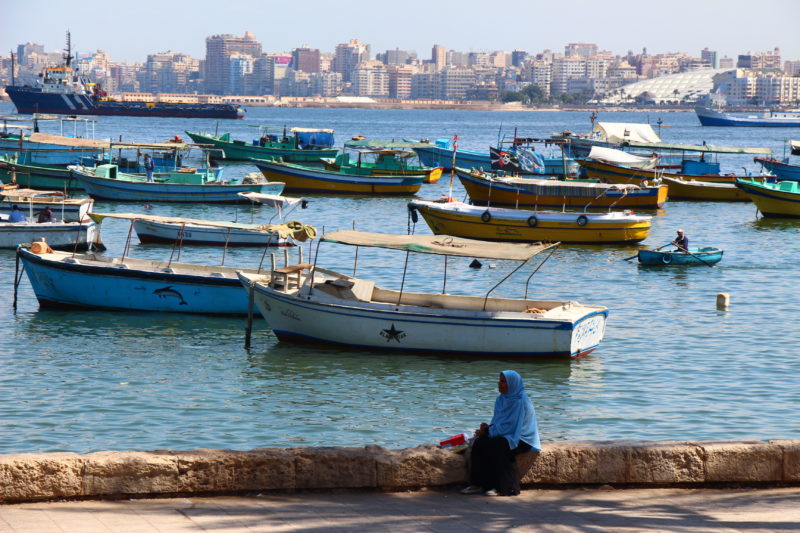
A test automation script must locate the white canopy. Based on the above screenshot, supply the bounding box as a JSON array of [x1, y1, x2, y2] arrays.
[[593, 122, 662, 144], [320, 230, 555, 261], [587, 146, 658, 169]]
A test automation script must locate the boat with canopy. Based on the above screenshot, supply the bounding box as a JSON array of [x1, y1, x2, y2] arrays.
[[237, 230, 608, 357]]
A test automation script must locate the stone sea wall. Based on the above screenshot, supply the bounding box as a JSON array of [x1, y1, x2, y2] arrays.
[[1, 440, 798, 503]]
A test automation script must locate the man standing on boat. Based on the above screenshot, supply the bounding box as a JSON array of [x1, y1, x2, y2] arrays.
[[144, 154, 155, 183], [672, 229, 689, 252]]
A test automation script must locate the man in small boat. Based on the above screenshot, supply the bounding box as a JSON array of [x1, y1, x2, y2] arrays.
[[37, 206, 54, 223], [143, 153, 155, 183], [672, 229, 689, 252], [8, 205, 26, 223]]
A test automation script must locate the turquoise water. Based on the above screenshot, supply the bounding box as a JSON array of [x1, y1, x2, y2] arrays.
[[2, 102, 799, 454]]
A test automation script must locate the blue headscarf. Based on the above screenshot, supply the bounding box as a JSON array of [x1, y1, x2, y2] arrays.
[[488, 370, 541, 451]]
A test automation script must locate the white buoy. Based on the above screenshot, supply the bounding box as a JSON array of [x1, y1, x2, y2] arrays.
[[716, 292, 730, 310]]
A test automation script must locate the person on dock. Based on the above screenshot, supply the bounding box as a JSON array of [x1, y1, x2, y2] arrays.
[[8, 205, 26, 223], [36, 206, 54, 223], [460, 370, 541, 497], [143, 154, 155, 183], [672, 229, 689, 252]]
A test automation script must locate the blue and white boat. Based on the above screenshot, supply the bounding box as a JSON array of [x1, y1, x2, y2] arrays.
[[754, 142, 800, 181], [412, 138, 578, 176], [637, 247, 724, 266], [69, 164, 283, 203], [695, 107, 800, 127], [18, 245, 271, 314]]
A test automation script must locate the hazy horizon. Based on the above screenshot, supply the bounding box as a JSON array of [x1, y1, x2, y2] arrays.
[[4, 0, 799, 63]]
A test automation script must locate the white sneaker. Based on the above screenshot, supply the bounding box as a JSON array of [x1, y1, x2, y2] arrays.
[[460, 485, 483, 495], [484, 489, 499, 496]]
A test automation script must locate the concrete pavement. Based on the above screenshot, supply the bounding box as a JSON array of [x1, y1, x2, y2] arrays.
[[1, 487, 800, 532]]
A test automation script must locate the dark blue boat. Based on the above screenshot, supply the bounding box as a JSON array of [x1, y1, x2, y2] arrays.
[[6, 33, 244, 119], [695, 107, 800, 127]]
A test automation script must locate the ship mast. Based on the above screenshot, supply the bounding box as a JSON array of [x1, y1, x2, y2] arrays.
[[63, 30, 73, 68]]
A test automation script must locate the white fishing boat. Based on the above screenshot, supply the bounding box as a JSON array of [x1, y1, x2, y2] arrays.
[[0, 192, 101, 250], [237, 231, 608, 358], [1, 188, 93, 222], [89, 211, 316, 247]]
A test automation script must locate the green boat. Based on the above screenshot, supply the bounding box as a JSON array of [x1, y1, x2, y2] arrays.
[[0, 155, 84, 193], [185, 127, 338, 162], [320, 149, 442, 184]]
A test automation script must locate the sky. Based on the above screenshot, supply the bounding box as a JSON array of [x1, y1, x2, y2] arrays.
[[3, 0, 799, 63]]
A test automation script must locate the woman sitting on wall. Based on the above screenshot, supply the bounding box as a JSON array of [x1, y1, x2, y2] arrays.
[[461, 370, 541, 496]]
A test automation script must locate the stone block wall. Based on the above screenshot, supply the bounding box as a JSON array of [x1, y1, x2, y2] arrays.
[[1, 440, 798, 503]]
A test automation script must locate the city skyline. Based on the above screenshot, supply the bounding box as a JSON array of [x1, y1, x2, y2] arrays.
[[3, 0, 799, 63]]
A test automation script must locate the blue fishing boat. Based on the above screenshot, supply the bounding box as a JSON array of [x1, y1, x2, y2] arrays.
[[695, 107, 800, 127], [69, 164, 283, 203], [637, 247, 723, 266], [754, 143, 800, 181], [412, 138, 578, 176], [17, 246, 270, 314]]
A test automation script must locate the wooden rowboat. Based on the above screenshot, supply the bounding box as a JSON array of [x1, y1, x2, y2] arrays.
[[637, 247, 723, 266]]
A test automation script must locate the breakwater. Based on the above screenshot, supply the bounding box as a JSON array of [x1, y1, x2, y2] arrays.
[[2, 440, 798, 503]]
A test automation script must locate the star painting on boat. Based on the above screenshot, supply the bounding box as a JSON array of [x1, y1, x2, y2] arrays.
[[380, 324, 406, 343]]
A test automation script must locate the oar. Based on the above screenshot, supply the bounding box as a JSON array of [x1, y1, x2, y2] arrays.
[[675, 246, 716, 268], [623, 243, 670, 262]]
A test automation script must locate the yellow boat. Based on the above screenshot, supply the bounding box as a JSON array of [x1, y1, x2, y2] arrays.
[[735, 178, 800, 217], [408, 200, 652, 243], [580, 159, 739, 185], [456, 168, 668, 209], [253, 159, 424, 195], [662, 176, 750, 202]]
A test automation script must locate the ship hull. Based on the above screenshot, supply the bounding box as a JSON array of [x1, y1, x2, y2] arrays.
[[7, 86, 244, 119]]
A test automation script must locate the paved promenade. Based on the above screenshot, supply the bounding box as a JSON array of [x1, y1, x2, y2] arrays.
[[2, 487, 799, 532]]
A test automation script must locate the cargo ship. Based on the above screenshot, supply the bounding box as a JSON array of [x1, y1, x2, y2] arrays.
[[6, 33, 245, 120]]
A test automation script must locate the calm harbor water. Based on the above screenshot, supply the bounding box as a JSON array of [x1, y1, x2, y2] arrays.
[[1, 102, 799, 454]]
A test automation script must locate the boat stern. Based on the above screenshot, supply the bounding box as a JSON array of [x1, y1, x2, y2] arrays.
[[570, 309, 608, 357]]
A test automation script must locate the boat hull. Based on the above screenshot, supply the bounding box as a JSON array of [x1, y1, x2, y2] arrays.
[[7, 86, 244, 119], [637, 248, 723, 266], [0, 221, 100, 250], [133, 219, 289, 247], [661, 177, 750, 201], [409, 201, 651, 243], [754, 157, 800, 181], [70, 168, 283, 203], [735, 178, 800, 217], [0, 159, 85, 193], [580, 159, 740, 185], [18, 248, 259, 314], [695, 107, 800, 127], [457, 169, 668, 209], [241, 275, 608, 358], [254, 160, 423, 195]]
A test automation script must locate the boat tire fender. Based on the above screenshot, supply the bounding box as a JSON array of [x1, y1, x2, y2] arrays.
[[662, 253, 672, 264], [407, 204, 419, 224], [577, 215, 588, 226], [481, 210, 492, 223], [527, 215, 538, 227]]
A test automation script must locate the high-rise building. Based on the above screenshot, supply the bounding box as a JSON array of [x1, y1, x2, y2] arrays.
[[332, 39, 370, 82], [144, 52, 198, 94], [16, 42, 45, 66], [701, 48, 717, 69], [379, 49, 416, 66], [432, 44, 447, 71], [387, 65, 414, 99], [511, 50, 528, 68], [352, 61, 389, 97], [256, 54, 291, 95], [292, 47, 321, 74], [737, 48, 782, 70], [204, 32, 262, 94], [565, 43, 598, 58]]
